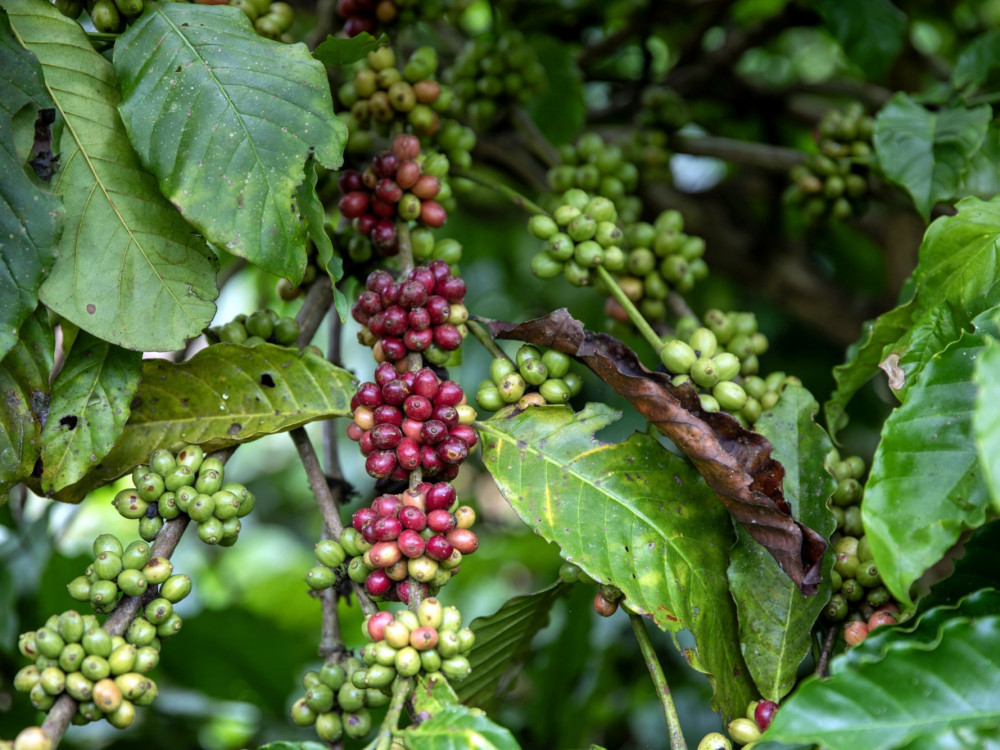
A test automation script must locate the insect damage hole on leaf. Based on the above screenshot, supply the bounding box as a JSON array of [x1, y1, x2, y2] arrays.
[[60, 415, 78, 430], [260, 373, 275, 388]]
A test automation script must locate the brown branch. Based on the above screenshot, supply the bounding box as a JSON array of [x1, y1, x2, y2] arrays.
[[297, 274, 335, 347], [815, 624, 839, 677]]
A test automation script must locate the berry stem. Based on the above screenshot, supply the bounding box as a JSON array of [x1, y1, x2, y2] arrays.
[[450, 167, 551, 217], [595, 266, 664, 355], [374, 676, 414, 750], [290, 428, 379, 618], [630, 612, 688, 750], [814, 624, 838, 678], [397, 220, 415, 277], [467, 317, 514, 362]]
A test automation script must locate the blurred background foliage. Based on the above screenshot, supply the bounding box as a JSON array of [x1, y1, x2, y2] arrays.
[[6, 0, 998, 746]]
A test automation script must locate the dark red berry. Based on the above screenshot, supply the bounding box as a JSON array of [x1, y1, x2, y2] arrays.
[[338, 191, 369, 218], [427, 509, 457, 533], [381, 337, 407, 361], [370, 422, 402, 449], [754, 701, 778, 733], [351, 302, 370, 325], [439, 464, 460, 482], [425, 535, 454, 561], [425, 483, 456, 511], [358, 290, 383, 315], [365, 569, 392, 596], [381, 379, 411, 406], [424, 295, 450, 324], [396, 437, 421, 470], [346, 422, 364, 441], [403, 395, 433, 421], [382, 305, 409, 336], [367, 271, 394, 294], [366, 450, 397, 478], [393, 134, 421, 160], [373, 151, 399, 178], [403, 328, 433, 352], [413, 369, 440, 399], [438, 436, 469, 465], [374, 361, 398, 385], [373, 516, 402, 541], [420, 420, 448, 445], [368, 312, 387, 337], [420, 444, 443, 474], [357, 382, 383, 408], [359, 430, 374, 455], [372, 494, 403, 517], [399, 506, 426, 531], [409, 267, 436, 294], [367, 610, 395, 641], [408, 307, 431, 330], [353, 507, 377, 532], [434, 381, 464, 407], [432, 404, 459, 429], [371, 220, 397, 249], [376, 178, 403, 204], [450, 424, 478, 448], [343, 15, 374, 36], [373, 404, 403, 427], [394, 580, 426, 604], [396, 160, 421, 190], [399, 280, 429, 309], [397, 529, 426, 558], [433, 323, 463, 351], [337, 169, 364, 193]]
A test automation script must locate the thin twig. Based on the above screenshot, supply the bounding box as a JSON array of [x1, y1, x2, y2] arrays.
[[815, 625, 839, 677], [669, 133, 805, 171], [466, 318, 511, 361], [630, 613, 687, 750], [451, 167, 550, 217], [375, 676, 414, 750], [297, 275, 335, 346], [596, 266, 663, 355]]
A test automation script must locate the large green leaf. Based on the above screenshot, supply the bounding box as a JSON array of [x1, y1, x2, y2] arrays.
[[38, 331, 142, 494], [0, 308, 52, 498], [974, 335, 1000, 514], [312, 31, 388, 67], [457, 583, 567, 709], [397, 705, 521, 750], [113, 2, 347, 285], [758, 593, 1000, 750], [728, 387, 837, 702], [824, 195, 1000, 431], [874, 94, 991, 219], [0, 9, 60, 362], [478, 403, 755, 720], [48, 343, 356, 501], [953, 29, 1000, 92], [813, 0, 906, 80], [863, 329, 993, 608], [5, 0, 218, 352]]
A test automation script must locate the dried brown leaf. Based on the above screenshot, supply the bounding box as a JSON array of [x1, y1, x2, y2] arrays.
[[486, 309, 826, 595]]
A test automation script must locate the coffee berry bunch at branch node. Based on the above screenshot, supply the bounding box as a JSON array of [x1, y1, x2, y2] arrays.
[[547, 131, 642, 223], [114, 444, 254, 547], [477, 344, 583, 412], [338, 135, 448, 256], [696, 698, 780, 749], [206, 308, 301, 347]]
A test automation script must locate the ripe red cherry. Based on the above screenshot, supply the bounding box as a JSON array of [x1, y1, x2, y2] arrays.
[[754, 700, 778, 732], [367, 610, 395, 641], [433, 323, 463, 351], [365, 450, 397, 478], [381, 305, 409, 336], [435, 275, 466, 302], [381, 379, 411, 406], [427, 509, 457, 533], [437, 436, 469, 465], [398, 280, 429, 309], [425, 535, 454, 561], [339, 191, 369, 218], [392, 134, 421, 160], [395, 160, 421, 190], [372, 516, 402, 542], [375, 178, 402, 203], [337, 169, 364, 193], [372, 494, 403, 517], [411, 174, 440, 200], [413, 368, 440, 399], [381, 337, 407, 361], [398, 506, 426, 530], [367, 270, 395, 295], [397, 529, 426, 558], [373, 151, 399, 178], [373, 405, 403, 426], [365, 569, 392, 596], [434, 381, 464, 407], [450, 424, 478, 448], [374, 361, 398, 385], [409, 267, 436, 295], [425, 295, 450, 324], [432, 404, 459, 429], [356, 381, 383, 408], [419, 420, 448, 445], [404, 395, 433, 421], [369, 422, 402, 449], [425, 482, 455, 511], [420, 200, 447, 227], [403, 328, 433, 352], [446, 528, 478, 554], [408, 307, 431, 331], [352, 507, 377, 532], [395, 437, 421, 470]]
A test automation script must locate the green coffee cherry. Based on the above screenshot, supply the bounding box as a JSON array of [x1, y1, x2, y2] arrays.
[[175, 444, 204, 472], [81, 655, 111, 681], [690, 357, 720, 389], [660, 340, 696, 374], [198, 517, 223, 545], [82, 628, 113, 658], [689, 327, 718, 358], [113, 490, 148, 520], [713, 382, 748, 412], [139, 514, 164, 542], [195, 469, 223, 496], [122, 541, 151, 570], [315, 540, 346, 568], [65, 671, 93, 701], [141, 556, 172, 585], [519, 358, 548, 386], [728, 717, 762, 745], [93, 534, 124, 558], [306, 565, 337, 590], [163, 465, 195, 492], [156, 613, 183, 638], [489, 357, 516, 384], [528, 214, 559, 239], [315, 711, 343, 741], [116, 569, 147, 598], [337, 683, 365, 712], [541, 350, 571, 379], [497, 373, 526, 404], [157, 492, 179, 520], [135, 471, 165, 503], [109, 643, 137, 674], [539, 379, 571, 404], [477, 387, 503, 411]]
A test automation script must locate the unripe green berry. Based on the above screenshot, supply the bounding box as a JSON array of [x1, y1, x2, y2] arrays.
[[441, 655, 472, 681], [713, 381, 748, 412], [197, 517, 223, 545], [82, 628, 112, 658], [583, 196, 616, 222], [175, 444, 204, 472], [547, 233, 575, 261], [113, 489, 148, 520], [539, 378, 571, 404], [728, 717, 762, 745], [477, 386, 503, 411], [660, 340, 696, 374], [824, 593, 848, 621], [141, 556, 172, 584], [519, 358, 548, 385], [688, 328, 718, 358], [528, 214, 559, 240], [314, 539, 346, 568], [306, 565, 337, 590], [81, 655, 110, 681], [59, 643, 86, 672], [65, 671, 93, 701], [139, 514, 164, 542], [497, 373, 526, 404], [122, 541, 152, 570], [319, 661, 346, 690], [690, 357, 720, 389], [540, 350, 571, 379], [157, 492, 179, 520], [133, 646, 159, 674], [290, 697, 316, 726], [163, 465, 195, 492], [14, 665, 40, 692], [337, 683, 365, 712], [93, 533, 124, 558], [574, 240, 604, 267], [315, 711, 343, 741], [108, 642, 137, 674], [135, 471, 165, 503], [156, 613, 183, 638]]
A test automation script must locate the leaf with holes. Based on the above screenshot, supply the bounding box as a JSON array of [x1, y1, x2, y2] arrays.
[[5, 0, 218, 352], [478, 403, 755, 720], [757, 592, 1000, 750], [38, 331, 141, 494], [728, 386, 837, 702], [0, 11, 61, 361], [0, 309, 52, 498], [113, 3, 347, 285], [457, 583, 567, 709], [47, 343, 356, 502], [863, 328, 994, 608]]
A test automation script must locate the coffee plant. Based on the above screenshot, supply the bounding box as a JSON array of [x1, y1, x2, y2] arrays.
[[3, 1, 1000, 749]]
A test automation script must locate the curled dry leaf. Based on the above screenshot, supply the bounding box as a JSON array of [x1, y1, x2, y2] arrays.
[[486, 309, 826, 595]]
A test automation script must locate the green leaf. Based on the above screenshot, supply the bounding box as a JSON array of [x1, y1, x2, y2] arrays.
[[728, 386, 837, 702], [917, 522, 1000, 613], [50, 342, 356, 501], [312, 31, 389, 67], [0, 9, 61, 362], [0, 308, 52, 497], [297, 157, 347, 321], [953, 29, 1000, 91], [411, 672, 461, 716], [38, 331, 141, 494], [825, 195, 1000, 430], [974, 335, 1000, 514], [478, 403, 755, 720], [958, 122, 1000, 199], [397, 705, 521, 750], [113, 3, 347, 285], [863, 329, 993, 608], [759, 594, 1000, 750], [5, 0, 219, 352], [525, 34, 585, 146], [874, 94, 991, 218], [456, 583, 567, 709], [813, 0, 906, 80]]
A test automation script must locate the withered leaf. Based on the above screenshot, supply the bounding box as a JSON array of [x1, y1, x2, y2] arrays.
[[486, 309, 826, 595]]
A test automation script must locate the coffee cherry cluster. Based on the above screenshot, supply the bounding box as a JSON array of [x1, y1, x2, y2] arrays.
[[477, 345, 582, 412], [289, 654, 379, 741], [444, 30, 545, 132], [528, 191, 626, 287], [338, 135, 448, 256], [785, 154, 869, 222], [115, 444, 254, 547], [305, 538, 348, 590], [206, 309, 300, 347], [821, 450, 901, 645], [66, 534, 185, 617], [638, 86, 691, 132], [816, 103, 875, 160], [558, 563, 628, 617], [625, 129, 673, 185], [338, 47, 447, 147], [340, 483, 479, 601], [360, 598, 475, 683], [335, 0, 442, 37], [351, 262, 468, 366], [603, 210, 708, 324], [696, 699, 779, 750], [548, 132, 642, 224], [228, 0, 296, 41], [52, 0, 144, 34]]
